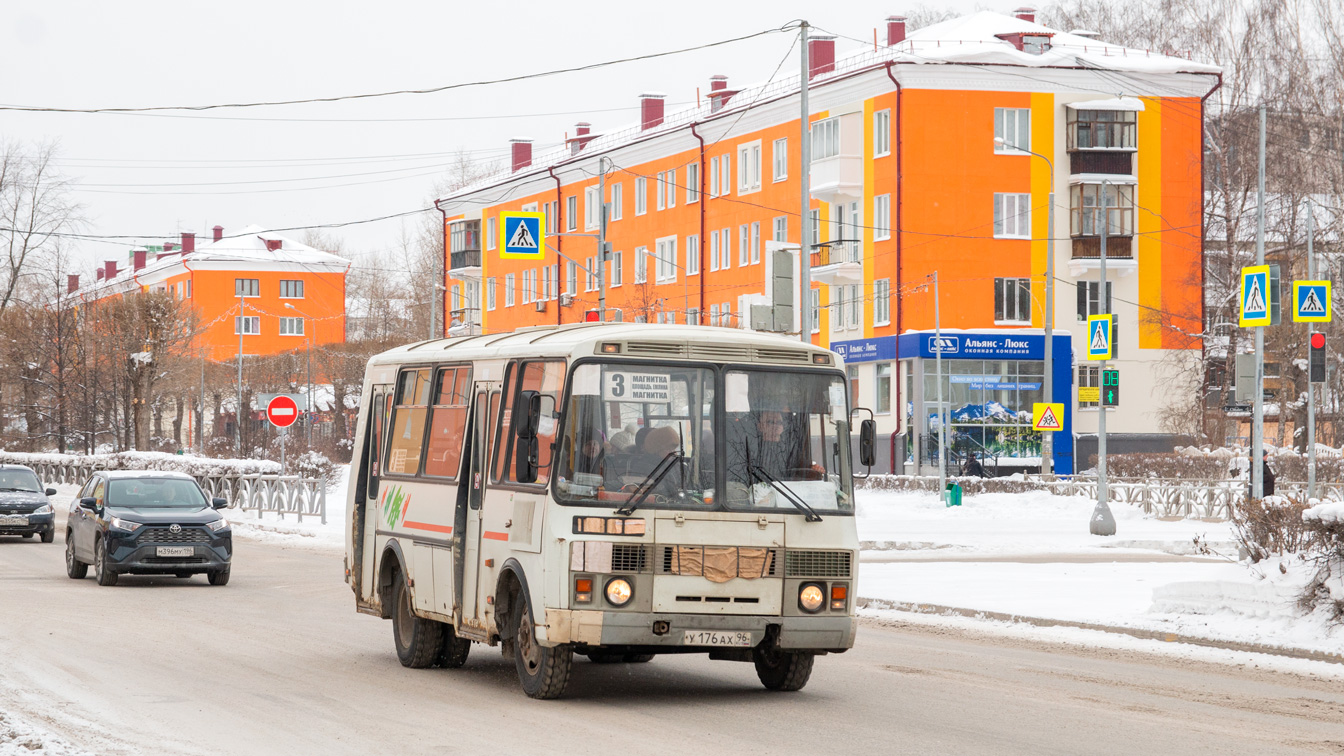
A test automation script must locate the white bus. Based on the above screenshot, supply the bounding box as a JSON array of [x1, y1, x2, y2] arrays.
[[344, 323, 875, 698]]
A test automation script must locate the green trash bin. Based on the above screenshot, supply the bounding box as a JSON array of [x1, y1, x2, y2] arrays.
[[945, 482, 963, 508]]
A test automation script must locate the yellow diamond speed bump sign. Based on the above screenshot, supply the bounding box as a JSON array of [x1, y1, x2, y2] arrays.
[[1032, 403, 1064, 431]]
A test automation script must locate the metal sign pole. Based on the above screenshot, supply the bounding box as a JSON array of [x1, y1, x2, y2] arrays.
[[934, 272, 947, 501], [799, 21, 812, 343], [1252, 105, 1266, 500], [1090, 181, 1116, 536], [281, 426, 286, 476], [1307, 198, 1316, 499], [598, 156, 608, 321]]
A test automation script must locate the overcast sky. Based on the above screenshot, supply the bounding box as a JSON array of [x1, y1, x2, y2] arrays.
[[4, 0, 1018, 272]]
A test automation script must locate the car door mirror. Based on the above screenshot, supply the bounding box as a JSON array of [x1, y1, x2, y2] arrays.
[[212, 497, 228, 509], [45, 488, 57, 496], [859, 419, 877, 468], [79, 497, 98, 510]]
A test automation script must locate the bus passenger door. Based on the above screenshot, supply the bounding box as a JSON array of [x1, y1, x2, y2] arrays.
[[354, 385, 389, 604], [458, 383, 498, 633]]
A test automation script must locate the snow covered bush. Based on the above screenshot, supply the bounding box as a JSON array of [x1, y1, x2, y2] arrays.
[[1100, 453, 1231, 480], [290, 450, 336, 486], [1231, 494, 1314, 563], [1301, 502, 1344, 624], [858, 474, 1047, 496]]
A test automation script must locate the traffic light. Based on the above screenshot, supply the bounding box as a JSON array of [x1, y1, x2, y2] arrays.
[[1102, 369, 1120, 407], [1310, 332, 1326, 383]]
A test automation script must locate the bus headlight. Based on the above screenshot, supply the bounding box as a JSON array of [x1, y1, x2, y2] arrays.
[[605, 578, 633, 607], [798, 583, 825, 613]]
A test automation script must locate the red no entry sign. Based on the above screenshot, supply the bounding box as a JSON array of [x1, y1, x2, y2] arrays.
[[266, 395, 300, 428]]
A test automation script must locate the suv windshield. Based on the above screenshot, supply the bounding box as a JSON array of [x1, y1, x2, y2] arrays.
[[556, 362, 715, 510], [0, 470, 43, 493], [722, 369, 853, 514], [107, 479, 208, 508]]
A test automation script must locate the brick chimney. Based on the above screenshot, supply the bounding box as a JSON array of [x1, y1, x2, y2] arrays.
[[886, 16, 907, 45], [265, 239, 283, 251], [163, 242, 176, 252], [640, 93, 666, 130], [181, 231, 195, 254], [96, 268, 104, 281], [707, 75, 739, 113], [133, 249, 147, 271], [104, 261, 118, 280], [567, 122, 597, 155], [510, 139, 533, 172], [809, 35, 836, 79], [67, 274, 79, 294], [1014, 6, 1036, 22], [213, 225, 224, 242]]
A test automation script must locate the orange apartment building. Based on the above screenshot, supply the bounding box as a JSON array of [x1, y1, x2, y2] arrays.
[[441, 9, 1220, 473]]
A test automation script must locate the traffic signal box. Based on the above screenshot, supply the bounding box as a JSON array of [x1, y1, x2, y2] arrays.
[[1101, 369, 1120, 407], [1310, 332, 1326, 383]]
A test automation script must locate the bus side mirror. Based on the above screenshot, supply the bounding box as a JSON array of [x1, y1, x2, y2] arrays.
[[859, 419, 877, 468], [515, 391, 541, 439]]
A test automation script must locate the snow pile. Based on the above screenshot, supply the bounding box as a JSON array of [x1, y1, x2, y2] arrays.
[[1304, 501, 1344, 524], [0, 710, 92, 756], [0, 449, 281, 476]]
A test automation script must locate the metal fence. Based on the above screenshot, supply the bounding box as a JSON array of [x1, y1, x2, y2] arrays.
[[24, 459, 327, 524]]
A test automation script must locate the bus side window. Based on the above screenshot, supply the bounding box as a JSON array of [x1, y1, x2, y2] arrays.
[[491, 364, 515, 483], [385, 368, 432, 476], [365, 392, 385, 499], [498, 360, 566, 486], [424, 366, 472, 479]]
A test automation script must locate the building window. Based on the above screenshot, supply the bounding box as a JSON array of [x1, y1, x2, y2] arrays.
[[486, 217, 497, 250], [585, 186, 600, 230], [719, 228, 731, 270], [635, 177, 647, 215], [750, 222, 761, 264], [611, 251, 623, 286], [710, 304, 720, 326], [186, 280, 192, 298], [874, 109, 891, 156], [505, 273, 515, 307], [279, 316, 305, 336], [995, 278, 1031, 323], [635, 246, 648, 283], [656, 237, 677, 283], [994, 193, 1031, 238], [848, 365, 859, 405], [486, 277, 496, 310], [1070, 183, 1135, 236], [566, 195, 577, 231], [994, 108, 1031, 153], [810, 209, 821, 247], [832, 285, 845, 329], [686, 235, 699, 276], [584, 257, 595, 292], [738, 140, 761, 193], [540, 266, 551, 301], [1068, 109, 1137, 150], [874, 278, 891, 325], [811, 117, 840, 160], [739, 225, 749, 267], [1079, 365, 1100, 408], [235, 278, 259, 297], [566, 260, 578, 295], [709, 157, 720, 198], [656, 172, 666, 211], [686, 163, 699, 203], [709, 232, 719, 272], [874, 194, 891, 240], [1077, 281, 1112, 320], [235, 316, 260, 335], [849, 284, 861, 328], [610, 183, 622, 220], [810, 289, 821, 333], [687, 307, 699, 325], [279, 279, 304, 299], [876, 363, 893, 414], [722, 302, 733, 327], [773, 216, 788, 242], [773, 138, 787, 181]]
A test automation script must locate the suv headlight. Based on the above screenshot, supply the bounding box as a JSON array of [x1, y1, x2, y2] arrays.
[[33, 504, 52, 515], [110, 516, 143, 532], [207, 519, 229, 532]]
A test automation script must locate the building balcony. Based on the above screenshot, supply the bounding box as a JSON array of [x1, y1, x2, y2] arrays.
[[1067, 235, 1137, 277], [809, 243, 863, 285], [809, 154, 864, 203], [448, 249, 482, 279]]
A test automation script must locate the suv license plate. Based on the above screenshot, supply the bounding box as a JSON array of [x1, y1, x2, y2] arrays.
[[0, 515, 28, 525], [682, 631, 753, 647], [156, 546, 194, 558]]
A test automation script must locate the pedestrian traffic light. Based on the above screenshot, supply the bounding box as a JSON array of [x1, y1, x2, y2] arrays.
[[1310, 332, 1326, 383], [1101, 369, 1120, 407]]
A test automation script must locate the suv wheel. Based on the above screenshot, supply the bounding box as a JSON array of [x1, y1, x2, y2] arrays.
[[65, 533, 87, 579], [208, 569, 230, 586], [94, 538, 118, 586], [40, 528, 54, 544]]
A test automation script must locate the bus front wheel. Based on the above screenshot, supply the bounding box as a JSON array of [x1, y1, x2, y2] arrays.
[[512, 593, 572, 699], [753, 647, 815, 691], [391, 573, 442, 668]]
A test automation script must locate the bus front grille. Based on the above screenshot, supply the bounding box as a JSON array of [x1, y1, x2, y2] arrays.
[[784, 550, 853, 578], [659, 546, 782, 580]]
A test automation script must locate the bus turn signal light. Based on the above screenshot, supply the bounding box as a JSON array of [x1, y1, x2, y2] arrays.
[[575, 578, 593, 603], [831, 584, 847, 610]]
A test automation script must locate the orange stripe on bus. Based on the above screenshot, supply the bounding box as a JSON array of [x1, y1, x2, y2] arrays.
[[483, 531, 509, 541], [404, 521, 453, 534]]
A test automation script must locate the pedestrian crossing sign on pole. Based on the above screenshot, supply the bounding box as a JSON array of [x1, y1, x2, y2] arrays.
[[1293, 280, 1331, 323], [1087, 314, 1114, 361], [1032, 403, 1065, 432], [1239, 265, 1271, 327], [500, 211, 546, 260]]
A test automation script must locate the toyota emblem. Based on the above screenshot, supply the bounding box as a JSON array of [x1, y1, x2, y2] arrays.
[[169, 524, 182, 534]]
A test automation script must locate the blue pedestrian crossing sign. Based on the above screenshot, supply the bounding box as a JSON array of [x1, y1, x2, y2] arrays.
[[1239, 265, 1271, 327], [1293, 280, 1331, 323], [1087, 314, 1114, 361], [500, 211, 546, 260]]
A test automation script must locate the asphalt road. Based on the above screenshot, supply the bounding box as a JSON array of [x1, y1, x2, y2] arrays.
[[2, 519, 1342, 756]]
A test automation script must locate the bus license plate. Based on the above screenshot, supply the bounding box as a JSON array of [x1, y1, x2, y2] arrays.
[[0, 515, 28, 526], [682, 631, 753, 647], [156, 547, 194, 558]]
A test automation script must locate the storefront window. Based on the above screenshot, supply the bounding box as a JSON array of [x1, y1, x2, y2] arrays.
[[875, 363, 892, 414], [923, 359, 1044, 460]]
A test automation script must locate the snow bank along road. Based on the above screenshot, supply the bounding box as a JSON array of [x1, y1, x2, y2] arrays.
[[1, 524, 1342, 755]]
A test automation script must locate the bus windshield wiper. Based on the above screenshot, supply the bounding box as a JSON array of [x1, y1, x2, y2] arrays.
[[747, 464, 823, 522], [616, 452, 681, 516]]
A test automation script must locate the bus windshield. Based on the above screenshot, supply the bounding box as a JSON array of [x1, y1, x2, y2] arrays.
[[722, 369, 853, 515], [556, 363, 715, 510]]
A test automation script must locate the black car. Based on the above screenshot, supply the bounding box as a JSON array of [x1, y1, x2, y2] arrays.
[[65, 471, 233, 586], [0, 464, 58, 542]]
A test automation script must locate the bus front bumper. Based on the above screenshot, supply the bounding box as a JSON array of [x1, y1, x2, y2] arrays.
[[543, 609, 856, 652]]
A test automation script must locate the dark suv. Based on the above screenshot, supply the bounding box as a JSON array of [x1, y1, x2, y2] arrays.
[[65, 471, 233, 586], [0, 465, 57, 542]]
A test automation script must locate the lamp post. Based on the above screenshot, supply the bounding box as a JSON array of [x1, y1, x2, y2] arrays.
[[995, 136, 1055, 475], [284, 302, 314, 447]]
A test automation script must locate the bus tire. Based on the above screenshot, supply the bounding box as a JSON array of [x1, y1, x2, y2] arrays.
[[753, 648, 814, 692], [391, 574, 441, 668], [512, 589, 572, 699], [624, 654, 655, 663], [585, 652, 624, 664], [435, 623, 471, 669]]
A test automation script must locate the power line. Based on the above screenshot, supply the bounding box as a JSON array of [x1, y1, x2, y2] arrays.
[[31, 102, 689, 124]]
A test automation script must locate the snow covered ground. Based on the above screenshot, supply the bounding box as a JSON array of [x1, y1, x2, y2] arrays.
[[0, 711, 91, 756]]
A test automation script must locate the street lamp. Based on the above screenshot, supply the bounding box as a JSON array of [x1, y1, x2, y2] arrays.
[[995, 136, 1056, 476], [283, 302, 314, 447]]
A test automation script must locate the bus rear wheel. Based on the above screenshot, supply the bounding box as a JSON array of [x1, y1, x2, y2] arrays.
[[753, 647, 815, 692], [391, 573, 441, 668], [513, 595, 572, 699], [435, 623, 471, 669]]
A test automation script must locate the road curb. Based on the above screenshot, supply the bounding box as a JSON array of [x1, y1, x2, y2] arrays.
[[857, 597, 1344, 666]]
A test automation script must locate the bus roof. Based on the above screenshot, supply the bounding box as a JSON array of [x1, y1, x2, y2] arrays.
[[367, 323, 841, 369]]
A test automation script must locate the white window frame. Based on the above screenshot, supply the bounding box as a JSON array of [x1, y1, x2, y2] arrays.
[[848, 283, 861, 328], [874, 194, 891, 241], [635, 177, 647, 215], [994, 193, 1031, 238], [710, 304, 720, 326], [486, 277, 496, 310], [995, 277, 1032, 324], [709, 157, 720, 198], [737, 140, 762, 194], [584, 257, 595, 292], [656, 172, 666, 211], [874, 278, 891, 325], [566, 260, 578, 295], [994, 108, 1031, 154], [750, 222, 761, 264], [235, 315, 260, 335], [811, 117, 840, 160], [487, 217, 498, 250], [739, 225, 749, 267], [235, 278, 260, 298], [566, 195, 577, 231], [722, 302, 732, 328], [773, 216, 787, 242], [655, 236, 677, 284], [279, 279, 304, 299], [719, 154, 732, 196], [709, 232, 719, 272], [772, 138, 788, 182], [610, 183, 622, 221], [585, 186, 600, 230], [279, 316, 304, 336], [686, 234, 699, 276], [634, 246, 648, 284], [874, 109, 891, 157], [504, 273, 515, 307], [719, 229, 731, 270], [810, 289, 821, 333], [686, 163, 699, 203]]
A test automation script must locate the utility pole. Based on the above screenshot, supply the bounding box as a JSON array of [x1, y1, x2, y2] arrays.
[[1252, 105, 1266, 500], [198, 347, 206, 451], [1307, 198, 1316, 499], [598, 156, 608, 321], [1043, 173, 1055, 475], [799, 21, 812, 343], [236, 294, 244, 455], [1090, 180, 1117, 536], [933, 272, 947, 501]]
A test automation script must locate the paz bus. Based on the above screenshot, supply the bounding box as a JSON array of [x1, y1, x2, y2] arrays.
[[344, 323, 875, 698]]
